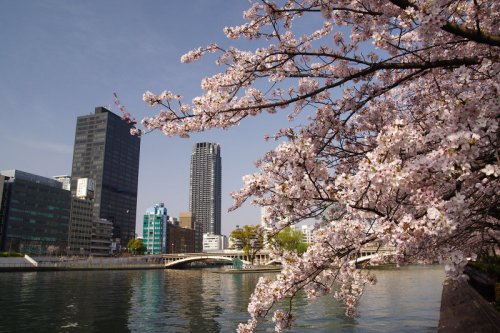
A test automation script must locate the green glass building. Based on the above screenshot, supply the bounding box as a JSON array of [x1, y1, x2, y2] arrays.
[[143, 203, 168, 254]]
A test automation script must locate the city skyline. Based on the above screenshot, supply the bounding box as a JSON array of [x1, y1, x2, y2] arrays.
[[0, 1, 287, 237]]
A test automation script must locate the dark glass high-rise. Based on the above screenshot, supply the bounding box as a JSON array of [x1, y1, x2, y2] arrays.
[[71, 107, 140, 248]]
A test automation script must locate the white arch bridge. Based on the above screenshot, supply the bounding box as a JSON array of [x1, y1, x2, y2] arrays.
[[161, 243, 395, 268], [348, 243, 396, 266], [161, 251, 272, 268]]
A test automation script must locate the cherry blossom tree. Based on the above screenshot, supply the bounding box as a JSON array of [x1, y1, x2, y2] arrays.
[[128, 1, 499, 331]]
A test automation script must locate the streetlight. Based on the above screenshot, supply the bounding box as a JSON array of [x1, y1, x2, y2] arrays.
[[125, 209, 131, 254]]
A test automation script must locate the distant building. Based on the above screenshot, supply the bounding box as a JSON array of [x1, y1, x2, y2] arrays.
[[68, 196, 93, 256], [169, 216, 179, 226], [301, 225, 314, 244], [228, 236, 242, 250], [179, 211, 195, 229], [0, 175, 6, 247], [228, 225, 244, 250], [67, 178, 96, 256], [71, 106, 140, 247], [260, 206, 271, 224], [91, 218, 113, 256], [202, 233, 227, 252], [189, 142, 221, 252], [292, 225, 314, 244], [53, 175, 71, 191], [0, 170, 71, 254], [143, 203, 168, 254], [167, 223, 195, 254]]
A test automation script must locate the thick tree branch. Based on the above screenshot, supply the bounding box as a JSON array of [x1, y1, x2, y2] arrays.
[[389, 0, 500, 46]]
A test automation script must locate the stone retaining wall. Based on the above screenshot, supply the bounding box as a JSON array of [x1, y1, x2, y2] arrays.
[[438, 279, 500, 332]]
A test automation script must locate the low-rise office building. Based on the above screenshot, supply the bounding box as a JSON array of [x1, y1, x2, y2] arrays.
[[67, 177, 96, 256], [299, 225, 314, 244], [91, 218, 113, 256], [168, 223, 195, 253], [68, 196, 93, 256], [203, 233, 227, 252], [0, 170, 71, 254]]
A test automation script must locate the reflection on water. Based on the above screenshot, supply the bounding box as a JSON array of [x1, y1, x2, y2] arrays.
[[0, 265, 444, 333], [355, 265, 445, 333], [0, 270, 133, 332]]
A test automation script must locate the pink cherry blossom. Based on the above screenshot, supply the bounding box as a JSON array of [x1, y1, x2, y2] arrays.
[[127, 1, 499, 332]]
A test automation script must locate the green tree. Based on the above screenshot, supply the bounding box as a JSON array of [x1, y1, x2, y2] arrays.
[[272, 227, 308, 255], [127, 239, 146, 255], [230, 225, 263, 264]]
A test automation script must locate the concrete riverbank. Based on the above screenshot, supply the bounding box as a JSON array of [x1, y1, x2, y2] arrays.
[[0, 255, 165, 272], [215, 266, 282, 274], [0, 255, 282, 272], [0, 255, 278, 272], [438, 279, 500, 332]]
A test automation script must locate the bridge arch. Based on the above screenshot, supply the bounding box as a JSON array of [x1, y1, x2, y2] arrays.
[[348, 254, 378, 266], [164, 255, 251, 268]]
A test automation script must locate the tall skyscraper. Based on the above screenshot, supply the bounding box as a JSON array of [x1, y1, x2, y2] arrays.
[[71, 107, 140, 247], [189, 142, 221, 252]]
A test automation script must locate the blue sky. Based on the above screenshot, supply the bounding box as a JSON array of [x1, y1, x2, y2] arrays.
[[0, 0, 297, 236]]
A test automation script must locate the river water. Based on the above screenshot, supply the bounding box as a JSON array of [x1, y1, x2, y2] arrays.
[[0, 265, 444, 333]]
